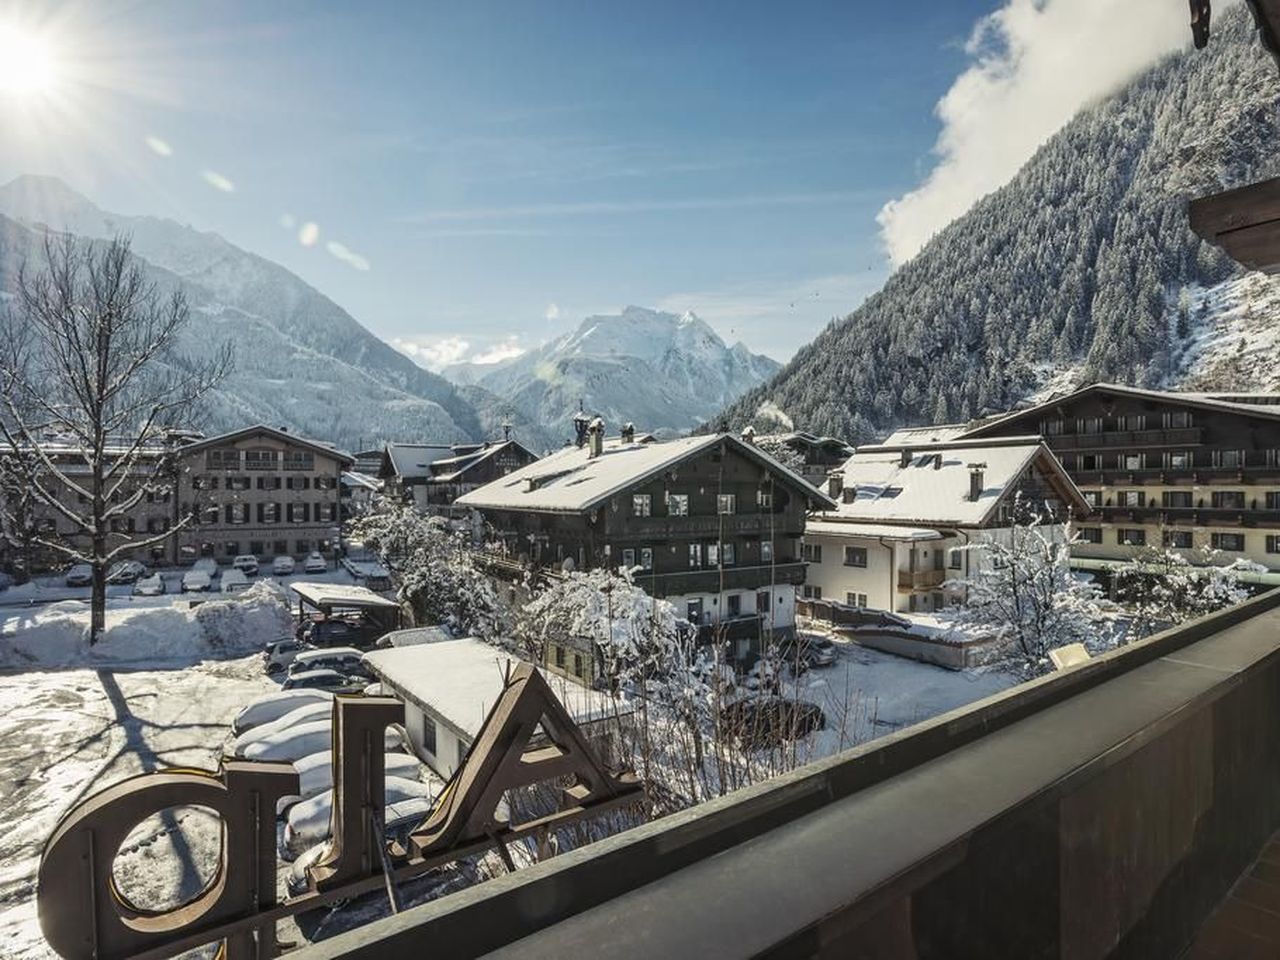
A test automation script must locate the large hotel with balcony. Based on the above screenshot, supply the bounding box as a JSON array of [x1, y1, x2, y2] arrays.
[[959, 383, 1280, 572]]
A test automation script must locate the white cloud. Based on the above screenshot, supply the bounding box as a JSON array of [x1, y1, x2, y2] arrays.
[[200, 169, 235, 193], [144, 135, 172, 157], [877, 0, 1234, 266], [326, 240, 371, 272], [393, 334, 525, 371], [298, 222, 320, 247], [544, 302, 560, 322]]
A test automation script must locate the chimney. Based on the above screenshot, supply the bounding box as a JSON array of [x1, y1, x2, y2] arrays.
[[740, 424, 756, 446], [572, 401, 590, 449], [827, 472, 843, 500], [621, 422, 636, 444], [968, 462, 986, 501], [899, 448, 912, 468], [502, 422, 512, 442], [588, 417, 605, 459], [933, 453, 943, 470]]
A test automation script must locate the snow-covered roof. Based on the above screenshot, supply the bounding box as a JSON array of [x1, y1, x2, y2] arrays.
[[456, 433, 835, 515], [818, 437, 1085, 527], [879, 423, 972, 446], [804, 520, 943, 541], [341, 470, 382, 491], [289, 581, 400, 610], [178, 424, 353, 464], [364, 638, 625, 741], [381, 443, 454, 480], [428, 440, 537, 482]]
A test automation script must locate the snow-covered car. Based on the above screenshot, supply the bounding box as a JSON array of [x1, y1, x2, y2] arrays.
[[232, 688, 333, 735], [181, 570, 212, 593], [775, 635, 837, 670], [106, 560, 148, 585], [374, 626, 453, 649], [276, 749, 422, 815], [240, 716, 402, 763], [281, 669, 367, 694], [64, 563, 93, 588], [285, 796, 436, 891], [232, 554, 260, 576], [287, 646, 370, 679], [283, 776, 434, 858], [303, 617, 387, 649], [720, 696, 826, 748], [230, 701, 336, 757], [302, 551, 327, 574], [133, 573, 167, 597], [264, 637, 315, 675], [221, 569, 251, 593], [191, 557, 219, 576], [271, 555, 296, 576]]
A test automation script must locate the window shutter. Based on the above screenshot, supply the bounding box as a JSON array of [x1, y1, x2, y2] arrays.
[[256, 502, 264, 523], [225, 504, 233, 523], [302, 502, 311, 522]]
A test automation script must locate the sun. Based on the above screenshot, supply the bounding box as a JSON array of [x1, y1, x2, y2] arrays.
[[0, 25, 58, 99]]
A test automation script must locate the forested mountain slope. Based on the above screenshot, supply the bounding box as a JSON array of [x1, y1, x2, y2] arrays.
[[716, 7, 1280, 442]]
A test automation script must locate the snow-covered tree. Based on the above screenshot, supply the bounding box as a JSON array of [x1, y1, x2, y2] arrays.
[[352, 501, 505, 639], [0, 235, 230, 642], [947, 503, 1105, 672], [1112, 546, 1260, 641]]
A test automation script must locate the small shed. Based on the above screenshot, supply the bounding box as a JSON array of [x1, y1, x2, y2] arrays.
[[288, 580, 401, 635], [363, 639, 628, 778]]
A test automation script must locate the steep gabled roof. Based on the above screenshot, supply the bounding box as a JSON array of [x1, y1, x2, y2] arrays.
[[817, 437, 1087, 528], [456, 433, 836, 515], [960, 382, 1280, 440], [178, 424, 353, 465], [380, 442, 454, 480], [427, 439, 538, 482], [879, 423, 971, 446]]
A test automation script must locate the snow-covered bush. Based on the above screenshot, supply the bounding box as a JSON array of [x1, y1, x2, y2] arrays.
[[946, 503, 1105, 675], [1112, 546, 1261, 641], [352, 502, 506, 639]]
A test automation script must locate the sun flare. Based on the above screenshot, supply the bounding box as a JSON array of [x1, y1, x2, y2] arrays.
[[0, 25, 58, 99]]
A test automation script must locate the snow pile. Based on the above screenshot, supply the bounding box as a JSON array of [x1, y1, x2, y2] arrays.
[[0, 583, 291, 668]]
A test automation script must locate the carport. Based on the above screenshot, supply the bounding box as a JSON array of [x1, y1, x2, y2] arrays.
[[288, 581, 402, 642]]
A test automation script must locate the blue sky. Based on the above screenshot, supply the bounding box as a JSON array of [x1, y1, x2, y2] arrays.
[[0, 0, 1197, 365]]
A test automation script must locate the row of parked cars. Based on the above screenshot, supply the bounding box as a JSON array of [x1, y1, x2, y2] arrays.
[[62, 552, 329, 594]]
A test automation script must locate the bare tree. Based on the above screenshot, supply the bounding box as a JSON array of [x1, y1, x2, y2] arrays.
[[0, 234, 231, 643]]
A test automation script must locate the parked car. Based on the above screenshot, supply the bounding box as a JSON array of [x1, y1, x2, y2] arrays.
[[191, 557, 218, 575], [65, 563, 93, 588], [105, 560, 148, 585], [720, 696, 826, 748], [303, 617, 387, 649], [264, 637, 316, 675], [302, 551, 327, 573], [232, 689, 334, 735], [272, 555, 296, 576], [230, 701, 336, 757], [240, 716, 402, 762], [181, 570, 213, 593], [232, 554, 260, 577], [221, 569, 251, 593], [276, 749, 422, 815], [284, 776, 434, 858], [286, 796, 436, 891], [133, 574, 166, 597], [287, 646, 371, 680], [281, 669, 367, 694], [775, 635, 837, 670]]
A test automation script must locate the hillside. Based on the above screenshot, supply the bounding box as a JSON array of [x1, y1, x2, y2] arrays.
[[715, 6, 1280, 443], [443, 306, 780, 440], [0, 176, 483, 450]]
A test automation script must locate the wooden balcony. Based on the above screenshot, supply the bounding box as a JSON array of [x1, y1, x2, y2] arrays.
[[1046, 427, 1203, 451], [897, 568, 946, 591], [644, 561, 808, 596], [618, 513, 797, 540]]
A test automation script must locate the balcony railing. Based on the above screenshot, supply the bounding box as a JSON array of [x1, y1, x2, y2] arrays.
[[619, 513, 796, 539], [1097, 505, 1280, 527], [1046, 426, 1203, 450], [897, 568, 946, 591]]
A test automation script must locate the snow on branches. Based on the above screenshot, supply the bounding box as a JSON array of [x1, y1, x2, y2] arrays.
[[1112, 546, 1261, 641]]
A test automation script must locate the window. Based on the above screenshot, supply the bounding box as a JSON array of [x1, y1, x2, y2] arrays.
[[227, 476, 251, 492], [1164, 530, 1193, 548], [1077, 417, 1103, 434], [802, 585, 822, 599], [295, 539, 310, 553], [1079, 454, 1099, 471], [573, 654, 583, 678], [843, 546, 868, 567], [948, 548, 962, 569], [632, 494, 652, 517], [283, 451, 315, 471], [622, 548, 636, 569], [707, 543, 719, 566], [757, 489, 773, 509], [1162, 491, 1193, 508], [1040, 419, 1063, 435], [726, 594, 741, 617], [249, 540, 264, 555], [259, 502, 280, 524], [286, 476, 311, 491], [1213, 449, 1244, 469], [206, 448, 240, 470], [639, 547, 653, 571], [802, 542, 822, 563], [1267, 492, 1280, 510], [1212, 532, 1245, 552], [846, 592, 868, 607], [1163, 410, 1193, 429], [1082, 490, 1102, 508], [226, 503, 249, 524], [202, 506, 219, 525], [257, 476, 283, 490], [761, 540, 773, 563], [1118, 528, 1146, 546], [1118, 414, 1146, 432], [1078, 527, 1103, 544], [317, 503, 337, 522], [1268, 450, 1280, 468], [721, 543, 735, 566], [314, 476, 337, 490], [1267, 535, 1280, 555], [1122, 454, 1145, 471], [225, 542, 240, 557], [1119, 491, 1145, 507], [421, 716, 437, 756], [688, 543, 702, 568], [667, 493, 689, 516], [757, 590, 770, 612], [717, 494, 736, 515], [273, 539, 287, 555], [245, 448, 278, 470], [1211, 491, 1246, 510], [554, 646, 565, 668], [1165, 451, 1192, 471], [288, 502, 309, 523]]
